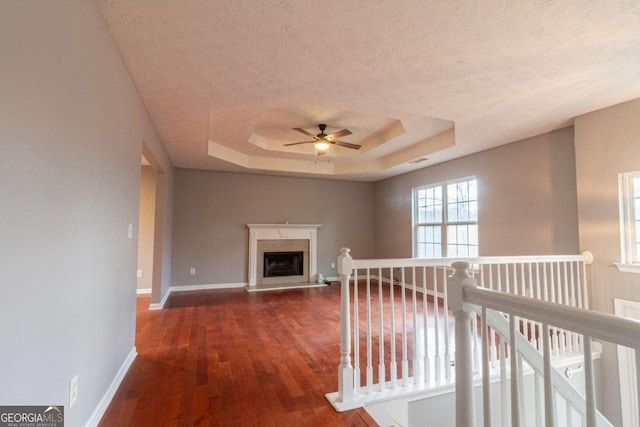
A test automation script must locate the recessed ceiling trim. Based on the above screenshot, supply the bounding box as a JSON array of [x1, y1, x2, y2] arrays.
[[207, 128, 455, 177]]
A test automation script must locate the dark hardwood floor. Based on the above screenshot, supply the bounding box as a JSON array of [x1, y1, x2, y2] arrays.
[[99, 284, 379, 426]]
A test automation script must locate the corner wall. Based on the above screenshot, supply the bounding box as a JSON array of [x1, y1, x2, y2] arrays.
[[373, 127, 579, 258], [574, 97, 640, 426], [0, 2, 173, 426]]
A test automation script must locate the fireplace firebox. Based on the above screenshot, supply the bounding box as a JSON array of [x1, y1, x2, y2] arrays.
[[263, 251, 304, 278]]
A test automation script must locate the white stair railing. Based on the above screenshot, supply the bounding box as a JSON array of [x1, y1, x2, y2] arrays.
[[450, 261, 640, 427], [326, 248, 593, 412]]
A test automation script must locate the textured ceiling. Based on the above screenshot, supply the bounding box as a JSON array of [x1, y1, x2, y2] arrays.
[[98, 0, 640, 182]]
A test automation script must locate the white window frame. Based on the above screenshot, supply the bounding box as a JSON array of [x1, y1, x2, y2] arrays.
[[616, 171, 640, 273], [412, 176, 478, 258]]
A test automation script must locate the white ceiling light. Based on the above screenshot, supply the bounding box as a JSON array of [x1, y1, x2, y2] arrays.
[[314, 141, 330, 151]]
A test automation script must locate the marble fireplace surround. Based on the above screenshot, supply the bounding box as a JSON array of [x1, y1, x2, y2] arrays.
[[247, 224, 321, 288]]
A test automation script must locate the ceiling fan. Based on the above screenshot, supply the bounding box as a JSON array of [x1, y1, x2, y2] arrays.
[[284, 124, 361, 153]]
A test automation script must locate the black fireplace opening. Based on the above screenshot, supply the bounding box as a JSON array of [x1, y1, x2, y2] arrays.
[[263, 251, 304, 278]]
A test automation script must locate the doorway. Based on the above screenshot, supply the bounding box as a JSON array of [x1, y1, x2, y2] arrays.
[[137, 142, 166, 308]]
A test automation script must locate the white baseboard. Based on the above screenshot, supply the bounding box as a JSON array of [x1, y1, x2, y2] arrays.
[[171, 282, 246, 293], [86, 347, 137, 427], [148, 288, 171, 310], [136, 288, 151, 295], [148, 282, 247, 310]]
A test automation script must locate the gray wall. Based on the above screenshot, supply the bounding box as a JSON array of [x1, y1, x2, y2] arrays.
[[373, 127, 580, 258], [0, 2, 173, 426], [171, 169, 375, 286], [574, 97, 640, 425]]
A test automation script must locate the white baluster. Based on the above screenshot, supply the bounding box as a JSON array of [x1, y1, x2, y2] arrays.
[[505, 263, 511, 294], [581, 252, 593, 310], [500, 342, 509, 426], [583, 335, 596, 427], [472, 313, 479, 373], [542, 322, 556, 427], [422, 267, 430, 385], [489, 266, 498, 367], [390, 267, 397, 389], [433, 267, 441, 382], [366, 270, 373, 393], [481, 307, 491, 427], [568, 262, 577, 352], [535, 372, 542, 427], [576, 261, 584, 310], [377, 267, 385, 392], [443, 265, 451, 380], [510, 314, 521, 427], [353, 268, 360, 394], [448, 260, 476, 427], [411, 266, 419, 385], [337, 248, 354, 403], [401, 267, 408, 386]]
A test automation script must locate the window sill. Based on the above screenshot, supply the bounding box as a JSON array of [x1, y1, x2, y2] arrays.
[[614, 263, 640, 274]]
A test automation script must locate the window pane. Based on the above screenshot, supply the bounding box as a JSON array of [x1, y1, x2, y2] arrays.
[[469, 245, 478, 257], [449, 203, 458, 222], [634, 177, 640, 198], [448, 183, 458, 203], [416, 225, 441, 258], [415, 177, 477, 258], [447, 225, 457, 244], [457, 225, 468, 244], [469, 201, 478, 221], [469, 224, 478, 245], [469, 179, 477, 200]]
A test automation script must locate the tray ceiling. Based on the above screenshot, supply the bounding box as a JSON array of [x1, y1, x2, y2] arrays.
[[98, 1, 640, 181]]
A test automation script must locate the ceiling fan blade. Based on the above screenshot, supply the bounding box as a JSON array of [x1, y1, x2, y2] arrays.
[[333, 140, 361, 150], [292, 127, 318, 139], [325, 129, 352, 140], [284, 141, 315, 146]]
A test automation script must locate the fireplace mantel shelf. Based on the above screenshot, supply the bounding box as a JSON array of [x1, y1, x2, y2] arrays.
[[247, 224, 321, 287], [247, 224, 321, 229]]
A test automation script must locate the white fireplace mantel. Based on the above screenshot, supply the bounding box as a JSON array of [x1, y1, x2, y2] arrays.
[[247, 224, 321, 287]]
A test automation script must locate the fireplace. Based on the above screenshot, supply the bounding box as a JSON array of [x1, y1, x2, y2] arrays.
[[247, 224, 321, 287], [263, 251, 304, 278]]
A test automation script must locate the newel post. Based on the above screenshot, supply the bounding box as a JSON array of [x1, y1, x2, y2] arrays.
[[448, 261, 477, 427], [337, 247, 354, 403]]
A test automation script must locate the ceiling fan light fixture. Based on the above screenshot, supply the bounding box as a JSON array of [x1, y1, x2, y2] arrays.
[[314, 141, 330, 151]]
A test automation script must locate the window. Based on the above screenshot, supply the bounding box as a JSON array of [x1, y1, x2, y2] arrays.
[[413, 177, 478, 258], [618, 171, 640, 270]]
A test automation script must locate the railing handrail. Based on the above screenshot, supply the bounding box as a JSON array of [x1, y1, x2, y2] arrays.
[[328, 249, 600, 420], [350, 252, 593, 269], [465, 285, 640, 349]]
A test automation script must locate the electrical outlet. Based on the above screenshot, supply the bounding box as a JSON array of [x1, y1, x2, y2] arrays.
[[127, 223, 133, 239], [137, 270, 143, 278], [331, 262, 336, 269], [189, 267, 195, 276], [69, 375, 78, 407]]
